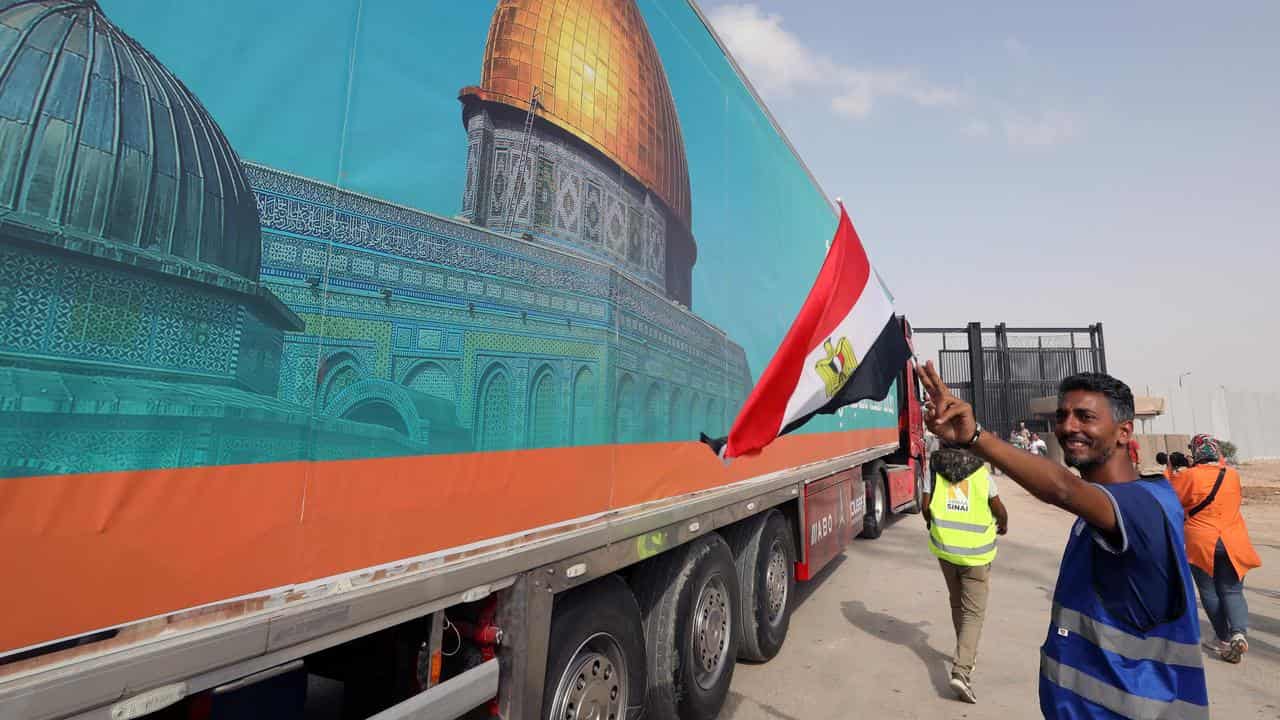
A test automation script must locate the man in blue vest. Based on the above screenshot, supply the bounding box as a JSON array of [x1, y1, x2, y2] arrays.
[[918, 363, 1208, 719], [923, 447, 1009, 703]]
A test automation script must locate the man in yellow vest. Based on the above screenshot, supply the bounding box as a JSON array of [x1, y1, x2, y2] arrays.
[[923, 447, 1009, 703]]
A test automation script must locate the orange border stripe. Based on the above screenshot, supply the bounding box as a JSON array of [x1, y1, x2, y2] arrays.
[[0, 428, 895, 654]]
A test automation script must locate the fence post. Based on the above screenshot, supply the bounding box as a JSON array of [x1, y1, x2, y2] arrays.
[[967, 322, 985, 427], [1093, 323, 1107, 375], [996, 323, 1014, 437]]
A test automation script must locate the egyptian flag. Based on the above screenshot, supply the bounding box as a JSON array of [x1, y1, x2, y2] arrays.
[[701, 205, 910, 459]]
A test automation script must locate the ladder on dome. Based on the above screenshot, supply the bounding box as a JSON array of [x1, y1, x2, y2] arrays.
[[505, 86, 542, 234]]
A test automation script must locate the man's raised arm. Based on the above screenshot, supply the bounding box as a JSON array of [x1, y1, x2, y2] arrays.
[[916, 361, 1117, 533]]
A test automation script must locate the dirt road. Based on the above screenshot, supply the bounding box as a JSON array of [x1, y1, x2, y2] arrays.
[[724, 463, 1280, 719]]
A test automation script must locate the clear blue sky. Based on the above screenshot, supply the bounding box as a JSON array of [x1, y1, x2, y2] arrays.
[[704, 0, 1280, 406]]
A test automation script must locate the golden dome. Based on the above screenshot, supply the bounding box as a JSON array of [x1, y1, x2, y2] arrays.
[[462, 0, 691, 226]]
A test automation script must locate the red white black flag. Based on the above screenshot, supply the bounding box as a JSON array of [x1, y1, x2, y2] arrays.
[[702, 205, 910, 459]]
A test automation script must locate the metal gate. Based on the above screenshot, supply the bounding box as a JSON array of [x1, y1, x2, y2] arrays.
[[916, 323, 1107, 439]]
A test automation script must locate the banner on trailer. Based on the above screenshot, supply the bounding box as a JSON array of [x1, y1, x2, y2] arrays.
[[0, 0, 899, 655]]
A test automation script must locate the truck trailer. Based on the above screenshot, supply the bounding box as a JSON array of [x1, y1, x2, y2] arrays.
[[0, 1, 926, 718]]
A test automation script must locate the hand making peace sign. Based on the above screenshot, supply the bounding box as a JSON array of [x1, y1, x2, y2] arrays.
[[916, 360, 979, 447]]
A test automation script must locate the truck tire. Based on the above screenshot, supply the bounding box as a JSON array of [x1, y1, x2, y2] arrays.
[[543, 575, 647, 720], [632, 534, 740, 720], [859, 464, 888, 539], [722, 511, 795, 662]]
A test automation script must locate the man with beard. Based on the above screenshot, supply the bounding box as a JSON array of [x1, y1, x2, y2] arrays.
[[917, 363, 1207, 719]]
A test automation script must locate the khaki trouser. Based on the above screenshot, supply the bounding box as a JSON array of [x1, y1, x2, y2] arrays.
[[938, 559, 991, 681]]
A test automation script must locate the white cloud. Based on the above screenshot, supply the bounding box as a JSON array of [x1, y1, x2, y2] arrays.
[[708, 4, 960, 119], [1003, 110, 1079, 147], [1004, 36, 1030, 60], [709, 4, 1082, 147]]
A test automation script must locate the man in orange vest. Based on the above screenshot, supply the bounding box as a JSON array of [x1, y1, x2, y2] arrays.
[[1171, 434, 1262, 663]]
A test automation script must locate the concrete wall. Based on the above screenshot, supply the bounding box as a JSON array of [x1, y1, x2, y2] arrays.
[[1041, 433, 1190, 473], [1142, 385, 1280, 461], [1134, 433, 1191, 472]]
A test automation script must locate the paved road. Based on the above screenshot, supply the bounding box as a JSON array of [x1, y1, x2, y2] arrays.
[[724, 480, 1280, 719]]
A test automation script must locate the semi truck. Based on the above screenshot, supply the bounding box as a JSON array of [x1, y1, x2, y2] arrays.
[[0, 1, 926, 718]]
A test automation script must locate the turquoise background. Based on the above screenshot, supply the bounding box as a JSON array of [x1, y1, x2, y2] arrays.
[[98, 0, 891, 434], [0, 0, 896, 482]]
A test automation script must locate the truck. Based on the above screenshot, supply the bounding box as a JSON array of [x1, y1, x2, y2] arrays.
[[0, 1, 927, 718]]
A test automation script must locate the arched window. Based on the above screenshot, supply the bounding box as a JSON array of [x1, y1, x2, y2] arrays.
[[476, 366, 513, 451], [706, 398, 723, 437], [689, 393, 705, 437], [571, 367, 596, 446], [528, 367, 559, 449], [684, 391, 697, 439], [643, 383, 664, 442], [668, 388, 684, 440], [405, 362, 457, 406], [615, 374, 639, 443], [322, 365, 359, 408]]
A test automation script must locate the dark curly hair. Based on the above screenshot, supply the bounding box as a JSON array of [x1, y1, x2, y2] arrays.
[[929, 448, 985, 483], [1058, 372, 1135, 423]]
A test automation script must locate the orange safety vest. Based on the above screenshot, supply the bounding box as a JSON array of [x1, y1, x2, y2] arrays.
[[1170, 464, 1262, 578]]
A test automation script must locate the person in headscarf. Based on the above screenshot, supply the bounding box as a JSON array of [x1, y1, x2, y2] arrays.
[[1171, 434, 1262, 663]]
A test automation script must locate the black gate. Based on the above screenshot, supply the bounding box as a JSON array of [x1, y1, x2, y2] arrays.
[[916, 323, 1107, 439]]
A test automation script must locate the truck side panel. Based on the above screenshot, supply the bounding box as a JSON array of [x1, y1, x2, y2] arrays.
[[0, 0, 901, 662], [796, 470, 863, 581]]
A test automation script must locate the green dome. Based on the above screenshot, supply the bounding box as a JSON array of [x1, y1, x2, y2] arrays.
[[0, 0, 262, 281]]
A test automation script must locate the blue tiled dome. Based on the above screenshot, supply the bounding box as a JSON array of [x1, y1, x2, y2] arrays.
[[0, 0, 261, 281]]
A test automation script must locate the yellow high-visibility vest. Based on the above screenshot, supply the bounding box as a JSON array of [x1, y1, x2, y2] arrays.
[[928, 465, 997, 566]]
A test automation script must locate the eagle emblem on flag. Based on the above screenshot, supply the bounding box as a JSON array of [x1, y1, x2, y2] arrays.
[[815, 337, 857, 397], [698, 206, 911, 460]]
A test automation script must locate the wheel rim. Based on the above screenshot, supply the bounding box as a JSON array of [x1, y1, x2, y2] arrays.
[[691, 574, 731, 690], [763, 540, 789, 626], [874, 482, 886, 523], [548, 633, 627, 720]]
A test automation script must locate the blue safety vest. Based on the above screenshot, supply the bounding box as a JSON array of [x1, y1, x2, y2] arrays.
[[1040, 480, 1208, 719]]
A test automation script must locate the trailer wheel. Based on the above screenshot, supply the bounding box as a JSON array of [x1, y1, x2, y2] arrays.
[[543, 575, 646, 720], [722, 511, 795, 662], [632, 534, 740, 720], [859, 464, 888, 539]]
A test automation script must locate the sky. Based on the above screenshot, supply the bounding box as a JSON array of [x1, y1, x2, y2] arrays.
[[702, 1, 1280, 430]]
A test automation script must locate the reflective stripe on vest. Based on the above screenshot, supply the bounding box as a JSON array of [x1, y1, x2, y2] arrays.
[[1051, 604, 1201, 667], [928, 465, 996, 566], [930, 537, 997, 556], [931, 518, 991, 533], [1041, 654, 1209, 720], [1040, 480, 1207, 717]]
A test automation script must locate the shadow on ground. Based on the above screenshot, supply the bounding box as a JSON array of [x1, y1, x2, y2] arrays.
[[721, 691, 804, 720], [840, 598, 953, 698]]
